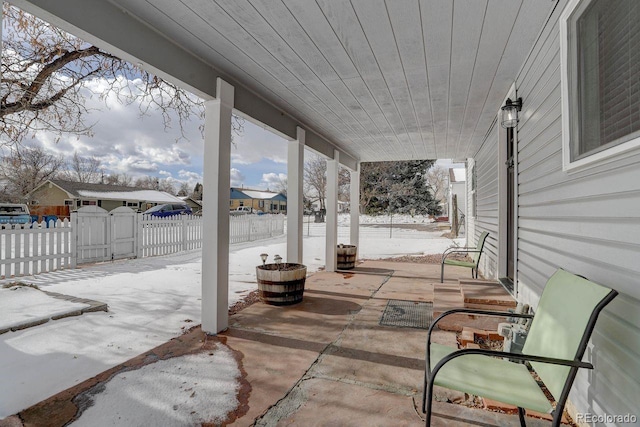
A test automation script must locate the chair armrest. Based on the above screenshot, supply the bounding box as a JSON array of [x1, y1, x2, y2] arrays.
[[431, 347, 593, 374], [442, 246, 474, 256], [442, 249, 481, 262]]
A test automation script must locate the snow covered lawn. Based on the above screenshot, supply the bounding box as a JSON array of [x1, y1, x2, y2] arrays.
[[0, 285, 89, 332]]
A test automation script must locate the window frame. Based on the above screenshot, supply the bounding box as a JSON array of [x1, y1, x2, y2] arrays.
[[561, 0, 640, 172]]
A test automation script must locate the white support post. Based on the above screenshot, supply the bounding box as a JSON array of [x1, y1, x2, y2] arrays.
[[287, 127, 305, 263], [325, 151, 339, 272], [350, 165, 360, 248], [201, 78, 233, 334]]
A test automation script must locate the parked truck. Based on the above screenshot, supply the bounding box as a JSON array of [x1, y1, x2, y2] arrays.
[[230, 206, 253, 215], [0, 203, 31, 227]]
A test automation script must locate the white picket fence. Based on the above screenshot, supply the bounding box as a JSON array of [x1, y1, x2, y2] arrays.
[[228, 214, 285, 244], [0, 207, 285, 279], [140, 214, 204, 257], [0, 219, 73, 279]]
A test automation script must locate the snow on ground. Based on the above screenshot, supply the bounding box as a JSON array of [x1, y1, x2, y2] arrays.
[[0, 286, 89, 330], [0, 214, 460, 422], [70, 344, 240, 427]]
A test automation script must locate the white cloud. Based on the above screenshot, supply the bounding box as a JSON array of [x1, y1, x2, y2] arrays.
[[231, 125, 287, 166], [14, 73, 292, 191], [260, 172, 286, 190], [230, 168, 245, 187], [178, 170, 202, 181]]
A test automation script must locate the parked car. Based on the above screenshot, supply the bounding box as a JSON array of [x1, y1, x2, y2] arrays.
[[143, 203, 192, 217], [0, 203, 32, 226], [230, 206, 253, 215]]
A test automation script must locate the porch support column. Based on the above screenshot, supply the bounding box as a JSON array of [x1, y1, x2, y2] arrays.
[[325, 150, 339, 272], [286, 127, 305, 263], [350, 165, 360, 248], [202, 78, 234, 334]]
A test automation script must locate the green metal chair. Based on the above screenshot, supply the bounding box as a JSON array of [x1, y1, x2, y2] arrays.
[[440, 231, 489, 282], [422, 269, 618, 426]]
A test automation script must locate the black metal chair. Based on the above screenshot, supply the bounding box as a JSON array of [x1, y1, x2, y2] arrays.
[[440, 231, 489, 282]]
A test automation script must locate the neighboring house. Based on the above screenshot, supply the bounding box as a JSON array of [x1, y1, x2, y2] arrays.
[[230, 187, 286, 213], [448, 168, 466, 228], [26, 179, 184, 218], [180, 196, 203, 212], [310, 199, 348, 213]]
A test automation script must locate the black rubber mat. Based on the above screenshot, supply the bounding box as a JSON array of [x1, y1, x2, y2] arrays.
[[379, 300, 433, 329]]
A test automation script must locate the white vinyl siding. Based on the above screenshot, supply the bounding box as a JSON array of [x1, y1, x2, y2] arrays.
[[470, 119, 499, 280], [514, 0, 640, 419]]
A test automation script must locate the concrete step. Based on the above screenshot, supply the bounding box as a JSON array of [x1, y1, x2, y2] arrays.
[[459, 280, 516, 309], [433, 283, 504, 332]]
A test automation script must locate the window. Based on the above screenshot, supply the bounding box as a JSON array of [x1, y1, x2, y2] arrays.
[[81, 200, 97, 206], [561, 0, 640, 170], [64, 199, 74, 206]]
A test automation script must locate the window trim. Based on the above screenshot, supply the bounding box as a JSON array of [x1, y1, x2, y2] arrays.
[[561, 0, 640, 172]]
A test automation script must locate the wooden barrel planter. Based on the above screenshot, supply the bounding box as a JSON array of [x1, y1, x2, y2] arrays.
[[256, 263, 307, 305], [337, 244, 357, 270]]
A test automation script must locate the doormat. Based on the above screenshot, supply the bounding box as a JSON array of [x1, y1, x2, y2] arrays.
[[379, 300, 433, 329]]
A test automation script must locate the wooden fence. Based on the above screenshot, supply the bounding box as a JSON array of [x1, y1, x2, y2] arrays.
[[0, 208, 285, 279]]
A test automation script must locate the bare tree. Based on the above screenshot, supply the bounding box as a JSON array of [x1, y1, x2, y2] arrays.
[[426, 165, 449, 209], [177, 181, 190, 197], [192, 182, 203, 200], [63, 151, 102, 183], [0, 145, 65, 200], [304, 156, 326, 211], [338, 166, 351, 203], [0, 4, 244, 146], [303, 154, 351, 211], [104, 173, 133, 186], [273, 175, 287, 196], [134, 175, 175, 195]]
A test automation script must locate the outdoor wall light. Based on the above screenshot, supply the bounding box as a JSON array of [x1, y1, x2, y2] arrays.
[[500, 97, 523, 129]]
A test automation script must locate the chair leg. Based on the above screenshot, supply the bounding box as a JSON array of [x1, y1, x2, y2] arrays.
[[440, 262, 444, 283], [518, 407, 527, 427], [421, 372, 428, 413], [425, 377, 435, 426]]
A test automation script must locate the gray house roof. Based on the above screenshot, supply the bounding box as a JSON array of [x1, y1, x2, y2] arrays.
[[33, 180, 183, 204]]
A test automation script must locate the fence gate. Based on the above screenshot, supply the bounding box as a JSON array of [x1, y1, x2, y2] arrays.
[[110, 206, 138, 260], [73, 206, 110, 264]]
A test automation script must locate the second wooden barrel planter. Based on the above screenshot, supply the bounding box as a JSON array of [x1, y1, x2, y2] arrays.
[[256, 263, 307, 305], [337, 244, 357, 269]]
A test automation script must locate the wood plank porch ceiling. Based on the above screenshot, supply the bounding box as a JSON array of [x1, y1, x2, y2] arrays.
[[27, 0, 555, 162]]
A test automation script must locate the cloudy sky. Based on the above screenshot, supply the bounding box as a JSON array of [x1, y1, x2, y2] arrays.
[[19, 77, 291, 193]]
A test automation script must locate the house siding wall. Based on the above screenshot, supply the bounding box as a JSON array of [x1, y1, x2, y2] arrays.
[[514, 0, 640, 420], [470, 120, 500, 280], [29, 186, 68, 206]]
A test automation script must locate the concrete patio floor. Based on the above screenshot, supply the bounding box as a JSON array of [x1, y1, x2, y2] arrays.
[[7, 261, 557, 426]]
